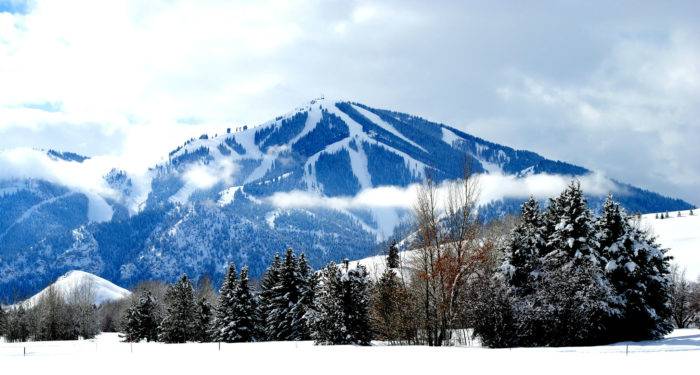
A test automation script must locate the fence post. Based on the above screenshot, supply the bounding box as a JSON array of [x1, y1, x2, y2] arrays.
[[626, 345, 629, 356], [23, 347, 26, 356], [218, 341, 221, 351]]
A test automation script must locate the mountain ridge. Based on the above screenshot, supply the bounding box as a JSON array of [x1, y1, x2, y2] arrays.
[[0, 98, 693, 302]]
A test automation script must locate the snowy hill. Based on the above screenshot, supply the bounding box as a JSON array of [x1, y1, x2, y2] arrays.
[[640, 209, 700, 281], [0, 98, 694, 302], [19, 270, 131, 308]]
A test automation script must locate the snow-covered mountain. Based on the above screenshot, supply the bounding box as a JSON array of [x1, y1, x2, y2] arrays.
[[0, 98, 694, 302], [18, 270, 131, 308]]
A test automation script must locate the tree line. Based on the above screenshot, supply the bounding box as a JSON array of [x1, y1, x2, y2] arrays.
[[2, 176, 698, 347]]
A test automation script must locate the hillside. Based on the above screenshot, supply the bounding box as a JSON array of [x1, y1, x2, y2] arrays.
[[19, 270, 131, 308], [0, 98, 694, 302]]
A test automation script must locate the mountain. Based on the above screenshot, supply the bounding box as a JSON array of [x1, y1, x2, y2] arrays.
[[0, 98, 693, 302], [18, 270, 131, 308]]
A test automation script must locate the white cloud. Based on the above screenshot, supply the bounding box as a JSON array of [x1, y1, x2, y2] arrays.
[[268, 172, 620, 212], [0, 0, 697, 206]]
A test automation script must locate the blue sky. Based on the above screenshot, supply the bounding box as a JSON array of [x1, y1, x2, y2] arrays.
[[0, 0, 698, 204]]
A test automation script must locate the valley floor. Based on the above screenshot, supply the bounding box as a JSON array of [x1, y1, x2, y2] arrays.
[[1, 329, 698, 374]]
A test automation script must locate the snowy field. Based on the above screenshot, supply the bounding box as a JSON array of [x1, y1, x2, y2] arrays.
[[640, 209, 700, 280], [1, 330, 698, 374]]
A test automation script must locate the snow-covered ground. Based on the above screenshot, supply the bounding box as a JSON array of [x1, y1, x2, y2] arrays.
[[640, 209, 700, 281], [0, 330, 697, 374]]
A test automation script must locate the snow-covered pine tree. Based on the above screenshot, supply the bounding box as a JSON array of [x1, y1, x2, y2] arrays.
[[212, 263, 238, 342], [159, 275, 197, 343], [309, 262, 345, 345], [500, 196, 545, 295], [193, 296, 213, 342], [536, 181, 618, 346], [267, 248, 302, 341], [596, 195, 673, 340], [227, 266, 259, 342], [121, 290, 160, 342], [340, 261, 372, 345], [258, 253, 281, 341], [289, 253, 315, 340]]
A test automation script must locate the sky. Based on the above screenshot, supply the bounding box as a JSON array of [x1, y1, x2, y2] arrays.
[[0, 0, 698, 205]]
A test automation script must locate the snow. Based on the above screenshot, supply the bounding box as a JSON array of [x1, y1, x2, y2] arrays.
[[640, 209, 700, 280], [18, 270, 131, 308], [1, 330, 698, 374], [217, 185, 242, 206], [441, 126, 461, 146], [353, 104, 426, 152]]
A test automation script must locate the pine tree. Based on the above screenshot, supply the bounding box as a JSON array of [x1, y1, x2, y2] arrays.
[[159, 275, 197, 343], [596, 195, 673, 340], [6, 306, 30, 342], [193, 296, 213, 342], [500, 196, 545, 294], [535, 182, 618, 346], [387, 240, 400, 269], [227, 266, 259, 342], [258, 254, 281, 341], [343, 263, 372, 345], [121, 290, 160, 342], [309, 262, 372, 345], [212, 264, 238, 342], [268, 248, 302, 341], [370, 266, 412, 343], [289, 253, 315, 340], [309, 262, 345, 345]]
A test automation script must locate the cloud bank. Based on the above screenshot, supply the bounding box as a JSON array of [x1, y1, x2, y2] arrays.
[[0, 0, 697, 204], [267, 172, 619, 211]]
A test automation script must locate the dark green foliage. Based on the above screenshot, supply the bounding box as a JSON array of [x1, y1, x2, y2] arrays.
[[158, 275, 197, 343], [122, 290, 160, 342], [387, 241, 400, 269], [310, 262, 372, 345], [212, 264, 238, 342], [227, 267, 259, 342], [5, 306, 31, 342], [193, 297, 213, 342]]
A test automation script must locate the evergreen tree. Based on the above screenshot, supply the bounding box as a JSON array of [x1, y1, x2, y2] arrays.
[[596, 195, 673, 340], [309, 262, 372, 345], [268, 248, 302, 341], [500, 196, 545, 294], [371, 266, 411, 343], [387, 240, 400, 269], [309, 262, 345, 345], [343, 263, 372, 345], [212, 264, 238, 342], [193, 297, 213, 342], [258, 254, 281, 340], [6, 306, 30, 342], [289, 253, 315, 340], [227, 266, 259, 342], [159, 275, 197, 343], [535, 182, 618, 346], [121, 290, 160, 342]]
